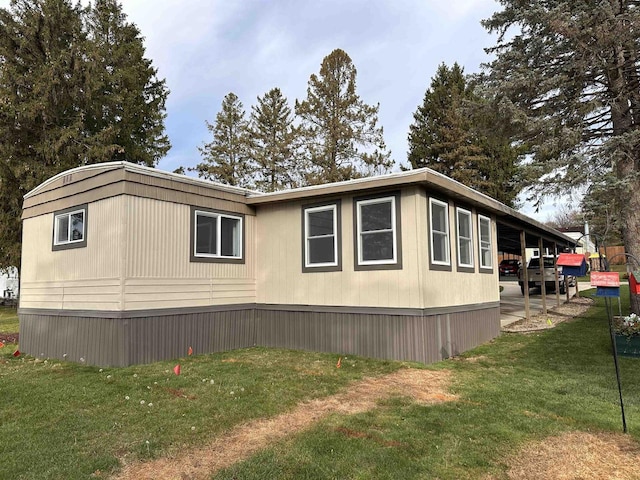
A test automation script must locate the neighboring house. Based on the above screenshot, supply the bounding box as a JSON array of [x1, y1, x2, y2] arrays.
[[0, 267, 19, 303], [557, 226, 596, 255], [19, 162, 574, 366]]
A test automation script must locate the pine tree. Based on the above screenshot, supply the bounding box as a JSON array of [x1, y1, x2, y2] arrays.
[[0, 0, 170, 270], [483, 0, 640, 311], [248, 88, 299, 192], [295, 49, 392, 184], [407, 63, 521, 207], [84, 0, 170, 166], [0, 0, 88, 271], [194, 93, 254, 187]]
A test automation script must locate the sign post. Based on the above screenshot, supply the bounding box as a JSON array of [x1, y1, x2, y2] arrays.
[[591, 271, 627, 433]]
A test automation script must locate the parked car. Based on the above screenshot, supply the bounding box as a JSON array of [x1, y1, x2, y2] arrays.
[[499, 259, 521, 276], [517, 256, 576, 295]]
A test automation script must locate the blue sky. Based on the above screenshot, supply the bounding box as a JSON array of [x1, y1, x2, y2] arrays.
[[1, 0, 568, 221]]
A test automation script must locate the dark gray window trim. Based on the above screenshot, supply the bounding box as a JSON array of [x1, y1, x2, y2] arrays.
[[301, 199, 342, 273], [455, 205, 476, 274], [478, 212, 494, 274], [190, 206, 245, 264], [353, 191, 402, 271], [428, 196, 452, 272], [52, 203, 88, 251]]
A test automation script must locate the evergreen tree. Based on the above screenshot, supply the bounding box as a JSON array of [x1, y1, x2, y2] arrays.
[[0, 0, 170, 270], [194, 93, 253, 187], [407, 63, 521, 207], [248, 88, 299, 192], [84, 0, 170, 166], [0, 0, 88, 271], [482, 1, 640, 277], [295, 49, 392, 184]]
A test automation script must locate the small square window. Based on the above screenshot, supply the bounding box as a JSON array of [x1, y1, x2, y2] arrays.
[[191, 208, 243, 263], [52, 205, 87, 251]]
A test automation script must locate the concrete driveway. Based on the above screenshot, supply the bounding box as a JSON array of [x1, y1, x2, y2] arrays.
[[499, 276, 592, 327]]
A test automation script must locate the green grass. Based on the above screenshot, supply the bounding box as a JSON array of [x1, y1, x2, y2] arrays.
[[0, 306, 18, 333], [2, 293, 640, 479], [0, 347, 400, 479], [214, 290, 640, 479]]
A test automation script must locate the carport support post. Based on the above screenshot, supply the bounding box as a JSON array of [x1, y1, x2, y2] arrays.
[[520, 229, 531, 320], [539, 237, 547, 315]]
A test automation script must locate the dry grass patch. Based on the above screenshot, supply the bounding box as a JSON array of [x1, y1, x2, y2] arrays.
[[493, 431, 640, 480], [114, 368, 455, 480]]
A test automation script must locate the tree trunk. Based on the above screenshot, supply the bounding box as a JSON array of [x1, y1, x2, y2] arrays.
[[622, 176, 640, 314]]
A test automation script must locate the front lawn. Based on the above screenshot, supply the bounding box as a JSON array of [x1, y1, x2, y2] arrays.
[[0, 306, 18, 333], [1, 291, 639, 479], [215, 291, 640, 479]]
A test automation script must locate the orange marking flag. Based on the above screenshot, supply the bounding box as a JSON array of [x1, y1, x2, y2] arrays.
[[0, 342, 4, 348], [336, 357, 342, 368], [188, 346, 193, 356], [173, 364, 181, 375], [13, 349, 20, 357]]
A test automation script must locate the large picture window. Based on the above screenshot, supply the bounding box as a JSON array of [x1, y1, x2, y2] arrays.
[[429, 198, 450, 266], [456, 207, 474, 269], [303, 203, 340, 270], [192, 208, 243, 262], [52, 205, 87, 251], [478, 214, 493, 269], [355, 195, 399, 268]]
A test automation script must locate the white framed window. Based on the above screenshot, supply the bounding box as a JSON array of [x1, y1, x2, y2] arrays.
[[304, 204, 338, 268], [356, 196, 397, 266], [478, 214, 493, 269], [53, 206, 86, 249], [429, 198, 450, 266], [193, 209, 242, 260], [456, 207, 473, 268]]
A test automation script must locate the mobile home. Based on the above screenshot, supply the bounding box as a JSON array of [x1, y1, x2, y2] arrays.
[[19, 162, 573, 366]]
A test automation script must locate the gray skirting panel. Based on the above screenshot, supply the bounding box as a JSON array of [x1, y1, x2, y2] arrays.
[[18, 303, 500, 367]]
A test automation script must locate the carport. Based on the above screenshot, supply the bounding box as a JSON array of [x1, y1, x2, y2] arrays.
[[495, 211, 577, 320]]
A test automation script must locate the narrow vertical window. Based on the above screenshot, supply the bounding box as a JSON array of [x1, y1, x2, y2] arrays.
[[479, 214, 493, 269], [52, 205, 87, 250], [192, 209, 243, 262], [357, 196, 397, 265], [456, 207, 473, 269], [429, 198, 450, 266], [304, 204, 338, 268]]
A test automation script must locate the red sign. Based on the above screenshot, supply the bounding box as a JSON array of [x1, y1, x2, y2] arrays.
[[557, 253, 586, 267], [590, 271, 620, 287], [630, 272, 640, 294]]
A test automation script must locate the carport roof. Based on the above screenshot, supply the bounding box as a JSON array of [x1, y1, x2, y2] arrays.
[[246, 167, 575, 254]]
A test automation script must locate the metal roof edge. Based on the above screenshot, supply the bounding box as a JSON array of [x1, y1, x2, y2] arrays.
[[24, 161, 261, 199], [246, 166, 574, 246]]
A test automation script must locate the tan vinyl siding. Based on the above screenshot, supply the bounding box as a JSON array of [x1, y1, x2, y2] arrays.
[[23, 163, 253, 220], [422, 199, 499, 307], [20, 196, 125, 310], [257, 188, 423, 308], [123, 196, 256, 310]]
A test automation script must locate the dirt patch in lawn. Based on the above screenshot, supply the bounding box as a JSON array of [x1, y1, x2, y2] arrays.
[[503, 297, 594, 333], [114, 368, 455, 480], [0, 332, 18, 344], [492, 431, 640, 480]]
